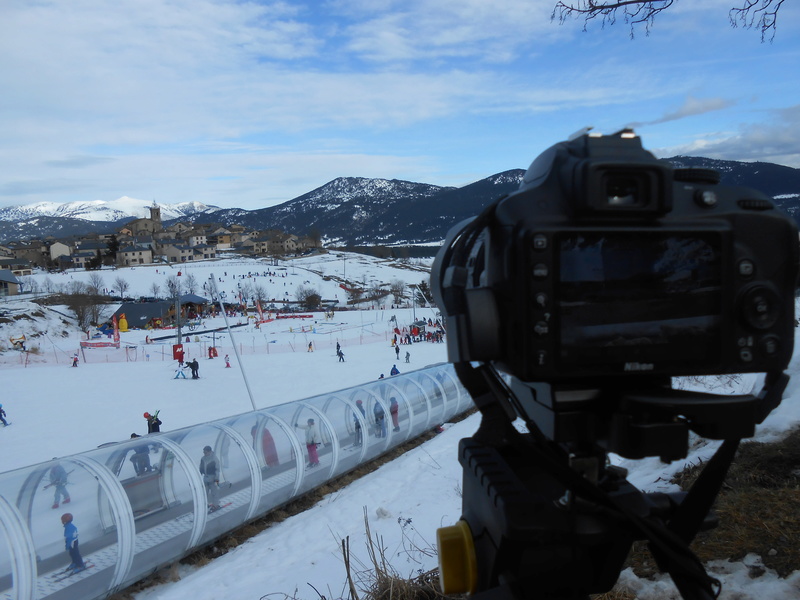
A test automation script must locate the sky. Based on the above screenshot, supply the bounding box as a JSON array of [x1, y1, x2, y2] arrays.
[[1, 254, 800, 599], [1, 0, 799, 212]]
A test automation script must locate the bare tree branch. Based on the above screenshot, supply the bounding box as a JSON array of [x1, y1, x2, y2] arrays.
[[552, 0, 674, 38], [553, 0, 784, 40], [729, 0, 784, 42]]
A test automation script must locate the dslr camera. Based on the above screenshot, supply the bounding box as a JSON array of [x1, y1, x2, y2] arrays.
[[432, 130, 798, 600]]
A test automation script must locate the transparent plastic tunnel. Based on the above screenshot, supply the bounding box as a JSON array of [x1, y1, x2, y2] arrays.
[[0, 363, 470, 600]]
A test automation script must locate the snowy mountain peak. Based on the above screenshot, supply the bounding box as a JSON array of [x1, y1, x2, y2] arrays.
[[0, 197, 221, 223]]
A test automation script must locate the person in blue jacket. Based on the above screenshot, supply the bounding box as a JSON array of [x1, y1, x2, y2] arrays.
[[0, 403, 8, 426], [61, 513, 86, 573], [49, 463, 71, 509]]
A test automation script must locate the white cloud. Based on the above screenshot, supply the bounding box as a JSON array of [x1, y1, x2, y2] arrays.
[[653, 104, 800, 167], [629, 95, 736, 127], [0, 0, 798, 210], [333, 0, 561, 64]]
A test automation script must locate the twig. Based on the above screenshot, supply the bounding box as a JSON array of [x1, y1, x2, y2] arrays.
[[342, 536, 360, 600]]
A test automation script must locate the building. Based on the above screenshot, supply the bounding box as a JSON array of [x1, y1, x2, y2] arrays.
[[0, 270, 20, 296], [49, 241, 72, 262], [124, 203, 164, 237], [0, 258, 33, 277], [118, 244, 154, 266]]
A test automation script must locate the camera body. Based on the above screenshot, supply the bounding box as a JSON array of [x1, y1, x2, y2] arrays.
[[433, 130, 798, 384]]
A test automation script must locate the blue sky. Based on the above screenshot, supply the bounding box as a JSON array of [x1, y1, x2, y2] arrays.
[[1, 0, 799, 211]]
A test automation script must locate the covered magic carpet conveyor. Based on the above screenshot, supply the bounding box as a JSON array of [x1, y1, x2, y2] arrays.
[[0, 363, 470, 600]]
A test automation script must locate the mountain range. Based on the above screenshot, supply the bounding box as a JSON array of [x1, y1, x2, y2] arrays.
[[1, 157, 798, 246]]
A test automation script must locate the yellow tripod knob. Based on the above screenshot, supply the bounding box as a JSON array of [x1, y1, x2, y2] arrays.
[[436, 520, 477, 595]]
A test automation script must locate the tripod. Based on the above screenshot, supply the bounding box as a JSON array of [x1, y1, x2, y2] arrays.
[[437, 363, 789, 600]]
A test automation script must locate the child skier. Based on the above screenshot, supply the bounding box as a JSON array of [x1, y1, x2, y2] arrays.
[[61, 513, 86, 573], [174, 363, 187, 379], [294, 418, 321, 467]]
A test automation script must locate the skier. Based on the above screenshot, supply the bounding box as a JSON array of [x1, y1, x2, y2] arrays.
[[251, 425, 280, 467], [48, 462, 71, 509], [129, 434, 151, 475], [405, 351, 410, 364], [307, 341, 314, 352], [395, 345, 400, 359], [373, 402, 386, 438], [174, 363, 187, 379], [0, 403, 8, 426], [144, 411, 162, 433], [189, 359, 199, 379], [199, 445, 221, 511], [294, 418, 321, 467], [390, 397, 400, 432], [337, 349, 345, 362], [353, 400, 366, 446], [61, 513, 86, 574], [224, 354, 231, 368], [390, 364, 400, 376], [71, 354, 78, 367]]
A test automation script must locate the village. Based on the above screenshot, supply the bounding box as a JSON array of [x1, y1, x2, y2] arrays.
[[0, 202, 322, 297]]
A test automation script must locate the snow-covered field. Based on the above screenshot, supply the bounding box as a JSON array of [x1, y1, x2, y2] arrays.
[[1, 254, 799, 599]]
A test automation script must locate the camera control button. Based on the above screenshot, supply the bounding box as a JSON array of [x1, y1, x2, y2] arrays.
[[533, 234, 548, 250], [534, 292, 548, 308], [534, 321, 549, 335], [694, 190, 719, 208], [535, 350, 548, 366], [533, 264, 548, 279], [760, 335, 781, 356], [738, 260, 755, 277], [739, 348, 754, 362]]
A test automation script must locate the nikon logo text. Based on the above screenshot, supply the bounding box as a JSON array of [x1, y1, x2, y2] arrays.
[[624, 362, 654, 372]]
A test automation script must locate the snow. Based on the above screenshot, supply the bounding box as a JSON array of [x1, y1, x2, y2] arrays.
[[0, 196, 219, 223], [1, 253, 799, 599]]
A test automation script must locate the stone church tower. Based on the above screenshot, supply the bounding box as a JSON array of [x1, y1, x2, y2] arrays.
[[149, 202, 162, 225], [121, 201, 165, 236]]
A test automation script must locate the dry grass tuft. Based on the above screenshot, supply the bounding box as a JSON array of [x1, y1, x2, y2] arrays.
[[590, 590, 639, 600], [342, 509, 460, 600]]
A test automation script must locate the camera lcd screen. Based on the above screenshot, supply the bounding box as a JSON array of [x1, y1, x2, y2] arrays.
[[558, 232, 722, 370]]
